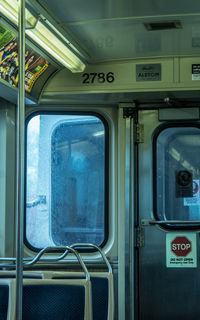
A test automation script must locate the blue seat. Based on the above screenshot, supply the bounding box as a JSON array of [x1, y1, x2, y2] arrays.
[[21, 279, 92, 320], [50, 271, 114, 320], [0, 279, 15, 320], [0, 284, 9, 320], [0, 247, 93, 320], [0, 277, 92, 320], [69, 243, 114, 319]]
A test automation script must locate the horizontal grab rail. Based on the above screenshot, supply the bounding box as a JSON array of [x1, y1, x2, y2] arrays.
[[0, 247, 90, 279], [0, 244, 112, 275]]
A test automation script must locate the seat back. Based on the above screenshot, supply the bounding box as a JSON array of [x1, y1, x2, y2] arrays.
[[0, 246, 93, 320], [22, 279, 92, 320], [0, 279, 15, 320], [69, 243, 114, 320], [50, 271, 114, 320]]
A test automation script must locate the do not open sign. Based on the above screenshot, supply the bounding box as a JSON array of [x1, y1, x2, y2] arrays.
[[166, 233, 197, 268], [171, 236, 192, 257]]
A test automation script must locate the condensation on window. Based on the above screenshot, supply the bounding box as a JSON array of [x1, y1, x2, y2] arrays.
[[26, 114, 107, 249]]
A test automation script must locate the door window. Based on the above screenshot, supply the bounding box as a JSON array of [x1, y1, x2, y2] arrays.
[[154, 125, 200, 221]]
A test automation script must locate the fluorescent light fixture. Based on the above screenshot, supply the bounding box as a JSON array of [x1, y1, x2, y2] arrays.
[[0, 0, 86, 72], [0, 0, 18, 25]]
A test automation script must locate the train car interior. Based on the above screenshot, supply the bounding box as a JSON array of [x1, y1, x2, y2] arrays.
[[1, 0, 200, 319]]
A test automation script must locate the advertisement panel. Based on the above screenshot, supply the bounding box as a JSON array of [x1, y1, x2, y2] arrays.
[[0, 22, 50, 93]]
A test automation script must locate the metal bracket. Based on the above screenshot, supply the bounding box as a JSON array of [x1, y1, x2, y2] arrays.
[[135, 123, 144, 143], [25, 15, 40, 30], [141, 219, 152, 226], [119, 103, 136, 119], [135, 227, 145, 247], [123, 107, 136, 119]]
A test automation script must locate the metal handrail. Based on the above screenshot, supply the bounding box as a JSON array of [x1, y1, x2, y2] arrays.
[[25, 246, 90, 280], [0, 247, 90, 280], [71, 243, 112, 274], [0, 244, 112, 276], [15, 0, 26, 318]]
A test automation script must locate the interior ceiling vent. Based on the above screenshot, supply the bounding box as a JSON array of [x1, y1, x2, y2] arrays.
[[144, 21, 182, 31]]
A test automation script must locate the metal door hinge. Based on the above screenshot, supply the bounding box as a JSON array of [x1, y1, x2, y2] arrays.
[[135, 124, 144, 143], [135, 227, 145, 247]]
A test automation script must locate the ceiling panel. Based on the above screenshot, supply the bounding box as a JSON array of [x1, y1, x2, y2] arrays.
[[35, 0, 200, 63], [65, 16, 200, 62], [38, 0, 200, 22]]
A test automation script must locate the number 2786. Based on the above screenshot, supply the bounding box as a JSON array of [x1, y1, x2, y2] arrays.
[[82, 72, 115, 84]]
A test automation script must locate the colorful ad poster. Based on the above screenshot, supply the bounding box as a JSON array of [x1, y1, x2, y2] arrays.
[[0, 22, 50, 93]]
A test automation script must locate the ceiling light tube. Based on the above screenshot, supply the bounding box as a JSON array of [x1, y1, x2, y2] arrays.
[[0, 0, 86, 72], [0, 0, 18, 25]]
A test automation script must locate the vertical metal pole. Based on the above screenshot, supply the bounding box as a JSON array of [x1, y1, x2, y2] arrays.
[[129, 119, 134, 320], [125, 116, 134, 320], [133, 115, 139, 320], [15, 0, 25, 319], [124, 117, 131, 320]]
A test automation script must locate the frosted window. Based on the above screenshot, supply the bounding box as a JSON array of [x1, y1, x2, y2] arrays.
[[26, 114, 108, 249]]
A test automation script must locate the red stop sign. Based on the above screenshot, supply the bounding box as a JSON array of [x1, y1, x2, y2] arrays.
[[171, 236, 192, 257]]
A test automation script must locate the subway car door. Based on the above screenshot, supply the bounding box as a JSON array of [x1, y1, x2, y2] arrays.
[[137, 108, 200, 320]]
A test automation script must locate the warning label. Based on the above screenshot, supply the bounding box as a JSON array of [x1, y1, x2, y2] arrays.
[[166, 233, 197, 268], [184, 179, 200, 206], [192, 64, 200, 80]]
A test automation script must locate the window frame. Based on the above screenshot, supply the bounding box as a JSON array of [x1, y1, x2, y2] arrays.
[[152, 121, 200, 230], [24, 110, 109, 252]]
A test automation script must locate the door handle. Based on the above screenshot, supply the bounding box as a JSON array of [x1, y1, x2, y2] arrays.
[[141, 219, 200, 226]]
